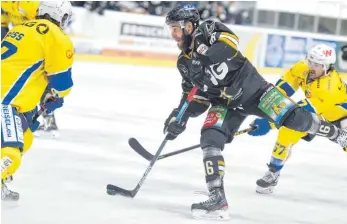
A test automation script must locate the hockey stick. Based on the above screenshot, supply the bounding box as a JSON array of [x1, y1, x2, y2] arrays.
[[129, 126, 257, 161], [32, 105, 46, 123], [106, 86, 199, 198]]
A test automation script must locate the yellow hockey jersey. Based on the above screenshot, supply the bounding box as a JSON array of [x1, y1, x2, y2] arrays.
[[276, 60, 347, 122], [1, 1, 39, 28], [1, 19, 74, 113]]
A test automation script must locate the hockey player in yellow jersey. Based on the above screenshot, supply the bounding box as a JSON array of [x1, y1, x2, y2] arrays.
[[2, 1, 61, 136], [1, 1, 39, 39], [247, 44, 347, 194], [1, 1, 73, 201]]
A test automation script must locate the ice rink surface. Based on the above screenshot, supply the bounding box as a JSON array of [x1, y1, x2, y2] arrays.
[[2, 61, 347, 224]]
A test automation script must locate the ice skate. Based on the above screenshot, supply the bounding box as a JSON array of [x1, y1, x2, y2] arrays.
[[1, 177, 19, 201], [256, 168, 280, 194], [191, 187, 230, 220], [36, 113, 59, 137]]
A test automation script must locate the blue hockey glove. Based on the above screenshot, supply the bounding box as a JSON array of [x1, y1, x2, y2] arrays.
[[40, 88, 64, 114], [248, 118, 273, 136], [44, 97, 64, 114]]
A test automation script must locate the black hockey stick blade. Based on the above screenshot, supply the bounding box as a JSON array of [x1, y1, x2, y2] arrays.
[[128, 138, 154, 161], [107, 138, 169, 198], [106, 184, 135, 198]]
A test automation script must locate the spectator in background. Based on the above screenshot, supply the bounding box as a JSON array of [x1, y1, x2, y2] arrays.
[[140, 1, 174, 16], [70, 1, 254, 24], [83, 1, 108, 15], [342, 45, 347, 61], [111, 2, 147, 14]]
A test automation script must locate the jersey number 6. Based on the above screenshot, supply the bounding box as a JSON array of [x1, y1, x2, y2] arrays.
[[1, 41, 18, 60]]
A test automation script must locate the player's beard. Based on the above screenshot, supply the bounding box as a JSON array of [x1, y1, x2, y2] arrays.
[[309, 70, 325, 80], [177, 40, 183, 50]]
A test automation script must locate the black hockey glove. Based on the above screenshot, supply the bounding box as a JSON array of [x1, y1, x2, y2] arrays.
[[164, 109, 190, 140], [190, 58, 211, 91]]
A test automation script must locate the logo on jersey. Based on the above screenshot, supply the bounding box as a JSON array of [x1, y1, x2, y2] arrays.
[[36, 23, 49, 35], [66, 50, 74, 59], [178, 64, 188, 76], [209, 33, 217, 45], [305, 88, 312, 98], [205, 21, 215, 35], [197, 44, 208, 55]]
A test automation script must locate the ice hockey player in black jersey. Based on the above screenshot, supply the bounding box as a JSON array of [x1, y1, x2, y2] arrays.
[[164, 5, 347, 220]]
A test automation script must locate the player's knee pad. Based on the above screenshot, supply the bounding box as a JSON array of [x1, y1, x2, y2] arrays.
[[202, 146, 225, 189], [1, 105, 24, 151], [284, 110, 338, 138], [22, 129, 34, 154], [1, 147, 22, 180], [282, 107, 314, 132], [200, 128, 228, 150]]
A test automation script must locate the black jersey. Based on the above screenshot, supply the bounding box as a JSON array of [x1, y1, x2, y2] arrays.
[[176, 20, 268, 111]]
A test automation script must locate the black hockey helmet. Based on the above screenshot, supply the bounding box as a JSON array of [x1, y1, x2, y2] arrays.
[[165, 5, 200, 52], [165, 5, 200, 30]]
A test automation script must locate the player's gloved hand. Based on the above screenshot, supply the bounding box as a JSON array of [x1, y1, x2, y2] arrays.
[[248, 118, 274, 136], [190, 58, 210, 91], [164, 109, 190, 140], [41, 88, 64, 114]]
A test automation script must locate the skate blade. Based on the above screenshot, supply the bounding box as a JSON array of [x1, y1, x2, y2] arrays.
[[256, 185, 274, 194], [2, 194, 20, 206], [2, 199, 20, 208], [34, 130, 59, 138], [192, 209, 230, 220]]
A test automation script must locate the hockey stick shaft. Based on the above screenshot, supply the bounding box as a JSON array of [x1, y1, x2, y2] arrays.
[[32, 105, 46, 123], [107, 86, 198, 197], [129, 126, 257, 161], [157, 126, 256, 159]]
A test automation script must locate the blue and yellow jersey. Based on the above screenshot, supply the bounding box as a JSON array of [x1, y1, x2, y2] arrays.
[[1, 1, 39, 27], [1, 19, 74, 113], [275, 60, 347, 122]]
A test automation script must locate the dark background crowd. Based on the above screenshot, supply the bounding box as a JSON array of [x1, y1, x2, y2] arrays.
[[71, 1, 347, 60], [71, 1, 255, 25]]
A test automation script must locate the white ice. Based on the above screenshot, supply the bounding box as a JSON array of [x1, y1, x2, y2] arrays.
[[2, 62, 347, 224]]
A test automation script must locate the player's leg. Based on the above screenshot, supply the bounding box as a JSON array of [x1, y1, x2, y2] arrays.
[[191, 106, 246, 220], [1, 105, 24, 201], [1, 105, 35, 201], [256, 127, 306, 194], [257, 85, 347, 147]]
